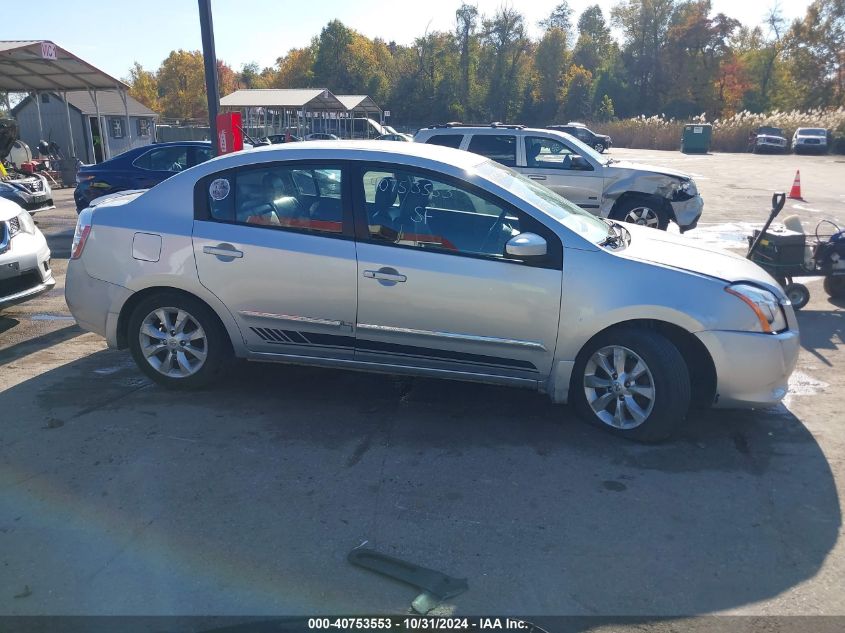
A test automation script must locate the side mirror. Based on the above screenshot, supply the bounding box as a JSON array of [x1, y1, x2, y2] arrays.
[[505, 232, 547, 259], [571, 155, 590, 171]]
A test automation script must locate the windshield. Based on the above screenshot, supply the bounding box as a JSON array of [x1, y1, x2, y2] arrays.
[[759, 127, 784, 136], [475, 159, 610, 243], [799, 128, 826, 136]]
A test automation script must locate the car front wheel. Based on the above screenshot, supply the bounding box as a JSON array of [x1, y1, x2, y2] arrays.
[[571, 328, 691, 442], [611, 197, 670, 230], [128, 292, 231, 389], [593, 142, 605, 153]]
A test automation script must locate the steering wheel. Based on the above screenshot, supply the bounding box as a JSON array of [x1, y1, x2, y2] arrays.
[[479, 209, 512, 254]]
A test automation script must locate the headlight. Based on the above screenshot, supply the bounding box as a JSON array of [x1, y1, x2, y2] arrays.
[[725, 283, 787, 333], [680, 179, 697, 196], [7, 211, 37, 238]]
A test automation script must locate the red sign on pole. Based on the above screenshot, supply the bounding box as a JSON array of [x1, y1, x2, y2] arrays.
[[215, 112, 243, 155]]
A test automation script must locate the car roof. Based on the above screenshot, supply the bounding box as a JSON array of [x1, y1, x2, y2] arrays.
[[193, 140, 489, 171], [417, 126, 566, 136]]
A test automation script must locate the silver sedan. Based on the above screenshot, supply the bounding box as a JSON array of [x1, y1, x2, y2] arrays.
[[65, 142, 799, 442]]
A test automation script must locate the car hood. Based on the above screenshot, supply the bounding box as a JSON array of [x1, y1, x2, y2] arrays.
[[616, 224, 781, 289], [0, 197, 22, 222], [605, 160, 691, 181], [757, 135, 786, 142], [797, 134, 826, 140]]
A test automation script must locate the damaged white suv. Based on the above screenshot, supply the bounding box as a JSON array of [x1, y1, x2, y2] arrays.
[[415, 124, 703, 231]]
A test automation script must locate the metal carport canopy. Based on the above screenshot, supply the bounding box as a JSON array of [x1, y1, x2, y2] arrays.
[[0, 40, 131, 159]]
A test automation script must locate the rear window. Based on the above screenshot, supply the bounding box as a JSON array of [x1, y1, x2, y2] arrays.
[[467, 134, 517, 167], [425, 134, 464, 149]]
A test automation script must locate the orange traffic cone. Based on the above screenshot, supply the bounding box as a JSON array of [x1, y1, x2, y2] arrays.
[[788, 170, 803, 200]]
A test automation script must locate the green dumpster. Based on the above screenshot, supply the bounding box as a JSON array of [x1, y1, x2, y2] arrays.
[[681, 123, 712, 154]]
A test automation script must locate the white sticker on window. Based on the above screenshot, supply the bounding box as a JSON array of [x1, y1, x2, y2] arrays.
[[209, 178, 230, 201]]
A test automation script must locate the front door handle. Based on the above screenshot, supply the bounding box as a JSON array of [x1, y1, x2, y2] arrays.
[[363, 269, 407, 283], [527, 174, 546, 181], [203, 244, 243, 259]]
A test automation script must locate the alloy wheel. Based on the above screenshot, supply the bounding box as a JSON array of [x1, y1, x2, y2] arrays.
[[138, 307, 208, 378], [624, 206, 659, 228], [583, 345, 656, 430]]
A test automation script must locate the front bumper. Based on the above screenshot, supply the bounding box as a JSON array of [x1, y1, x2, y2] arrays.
[[696, 329, 800, 408], [0, 190, 54, 214], [0, 234, 55, 309], [755, 140, 788, 152], [671, 194, 703, 231]]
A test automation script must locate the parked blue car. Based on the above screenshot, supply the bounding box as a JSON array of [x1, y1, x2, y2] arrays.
[[74, 141, 214, 211]]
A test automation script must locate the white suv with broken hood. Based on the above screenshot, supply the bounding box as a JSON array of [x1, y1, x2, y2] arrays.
[[415, 124, 703, 232]]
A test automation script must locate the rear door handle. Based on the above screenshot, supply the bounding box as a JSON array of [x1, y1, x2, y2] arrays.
[[527, 175, 546, 181], [363, 269, 406, 283], [203, 244, 243, 259]]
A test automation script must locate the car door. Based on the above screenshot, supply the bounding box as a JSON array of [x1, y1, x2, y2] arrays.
[[520, 135, 603, 211], [352, 163, 563, 382], [192, 161, 357, 358]]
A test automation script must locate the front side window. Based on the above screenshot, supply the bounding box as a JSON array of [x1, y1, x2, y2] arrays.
[[525, 136, 593, 171], [135, 146, 189, 172], [232, 164, 344, 234], [361, 167, 557, 263], [467, 134, 517, 167], [425, 134, 464, 149]]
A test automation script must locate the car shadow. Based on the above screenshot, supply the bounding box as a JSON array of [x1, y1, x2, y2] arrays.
[[796, 304, 844, 366], [0, 350, 839, 616]]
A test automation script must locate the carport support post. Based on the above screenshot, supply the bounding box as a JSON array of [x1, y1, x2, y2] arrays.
[[199, 0, 220, 156], [91, 88, 109, 161], [62, 91, 76, 159], [119, 87, 133, 148], [34, 90, 44, 142]]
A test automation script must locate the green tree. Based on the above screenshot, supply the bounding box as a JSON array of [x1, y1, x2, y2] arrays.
[[596, 94, 616, 121], [481, 7, 532, 121], [611, 0, 675, 113], [785, 0, 845, 108], [534, 27, 569, 123], [572, 5, 615, 74], [540, 2, 574, 35]]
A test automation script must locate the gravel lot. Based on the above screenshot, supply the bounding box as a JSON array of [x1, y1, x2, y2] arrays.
[[1, 149, 843, 619]]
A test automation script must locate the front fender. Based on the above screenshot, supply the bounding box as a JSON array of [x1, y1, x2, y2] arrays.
[[599, 172, 682, 217]]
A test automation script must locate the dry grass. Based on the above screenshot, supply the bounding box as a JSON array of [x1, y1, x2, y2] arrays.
[[596, 108, 845, 153]]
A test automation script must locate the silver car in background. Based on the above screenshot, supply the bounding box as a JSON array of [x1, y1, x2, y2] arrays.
[[0, 197, 54, 310], [66, 142, 798, 442]]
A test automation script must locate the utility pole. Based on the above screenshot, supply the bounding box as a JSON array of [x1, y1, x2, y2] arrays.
[[198, 0, 219, 155]]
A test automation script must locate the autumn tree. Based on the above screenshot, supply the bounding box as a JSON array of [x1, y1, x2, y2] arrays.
[[126, 62, 159, 112]]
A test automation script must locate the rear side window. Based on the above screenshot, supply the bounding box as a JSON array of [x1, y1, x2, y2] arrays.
[[425, 134, 463, 149], [467, 134, 517, 167], [197, 164, 345, 236], [134, 146, 189, 172]]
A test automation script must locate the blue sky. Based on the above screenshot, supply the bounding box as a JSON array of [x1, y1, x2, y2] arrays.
[[1, 0, 812, 82]]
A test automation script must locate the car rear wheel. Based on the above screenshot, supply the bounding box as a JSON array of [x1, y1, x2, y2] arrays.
[[128, 292, 230, 389], [611, 197, 670, 231], [571, 328, 690, 442]]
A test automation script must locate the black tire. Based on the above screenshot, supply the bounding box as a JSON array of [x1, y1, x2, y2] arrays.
[[593, 142, 605, 153], [610, 196, 670, 231], [784, 282, 810, 310], [570, 327, 691, 443], [823, 275, 845, 299], [128, 291, 231, 389]]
